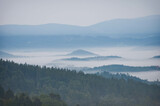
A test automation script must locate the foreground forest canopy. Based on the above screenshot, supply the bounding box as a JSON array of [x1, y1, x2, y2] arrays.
[[0, 59, 160, 106], [0, 85, 67, 106]]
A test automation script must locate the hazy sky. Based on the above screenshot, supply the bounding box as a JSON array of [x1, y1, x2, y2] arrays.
[[0, 0, 160, 26]]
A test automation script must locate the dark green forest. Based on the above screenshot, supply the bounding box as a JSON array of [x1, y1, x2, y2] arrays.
[[0, 59, 160, 106], [97, 71, 160, 86], [0, 85, 67, 106], [88, 64, 160, 72]]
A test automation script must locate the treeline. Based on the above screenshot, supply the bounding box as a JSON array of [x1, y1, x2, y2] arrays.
[[89, 64, 160, 72], [0, 85, 67, 106], [0, 59, 160, 106], [97, 71, 160, 85], [97, 71, 147, 82]]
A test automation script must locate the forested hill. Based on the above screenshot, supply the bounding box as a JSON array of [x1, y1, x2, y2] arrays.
[[88, 64, 160, 72], [0, 59, 160, 106], [0, 85, 67, 106]]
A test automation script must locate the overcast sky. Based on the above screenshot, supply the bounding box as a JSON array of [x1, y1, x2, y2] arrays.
[[0, 0, 160, 26]]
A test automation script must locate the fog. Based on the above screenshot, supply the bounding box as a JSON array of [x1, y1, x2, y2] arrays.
[[2, 46, 160, 81], [5, 46, 160, 66], [114, 71, 160, 81]]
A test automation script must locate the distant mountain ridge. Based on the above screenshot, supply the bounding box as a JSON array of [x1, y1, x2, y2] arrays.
[[0, 51, 23, 58], [66, 49, 97, 56], [0, 35, 160, 49], [0, 15, 160, 38], [0, 51, 16, 58], [0, 15, 160, 49], [85, 64, 160, 72], [88, 15, 160, 37], [63, 56, 122, 61]]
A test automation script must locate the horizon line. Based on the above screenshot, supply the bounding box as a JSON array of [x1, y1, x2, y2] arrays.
[[0, 14, 160, 27]]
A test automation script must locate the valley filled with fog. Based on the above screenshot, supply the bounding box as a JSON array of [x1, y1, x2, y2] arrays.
[[0, 15, 160, 82], [1, 46, 160, 81]]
